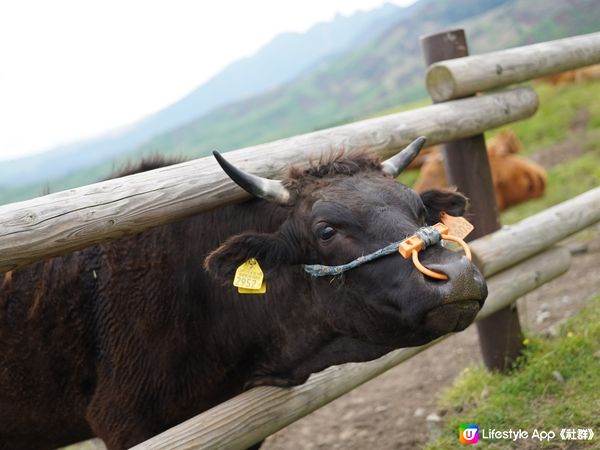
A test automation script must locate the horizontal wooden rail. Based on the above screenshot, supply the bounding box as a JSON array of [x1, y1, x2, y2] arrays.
[[131, 245, 571, 450], [471, 186, 600, 278], [0, 88, 538, 273], [426, 32, 600, 101]]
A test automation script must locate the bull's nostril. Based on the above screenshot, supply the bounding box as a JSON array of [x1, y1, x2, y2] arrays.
[[411, 251, 449, 280], [425, 275, 448, 284], [421, 263, 452, 281]]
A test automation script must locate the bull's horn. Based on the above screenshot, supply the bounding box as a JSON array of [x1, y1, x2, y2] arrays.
[[381, 136, 427, 177], [213, 151, 291, 205]]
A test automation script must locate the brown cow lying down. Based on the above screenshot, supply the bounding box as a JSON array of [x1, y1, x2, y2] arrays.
[[413, 131, 547, 211], [0, 139, 487, 450], [406, 130, 524, 171]]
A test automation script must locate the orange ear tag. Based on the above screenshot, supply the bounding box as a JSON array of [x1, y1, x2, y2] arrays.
[[440, 212, 474, 240]]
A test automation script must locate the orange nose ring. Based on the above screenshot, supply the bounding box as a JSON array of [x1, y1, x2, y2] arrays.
[[398, 223, 471, 280]]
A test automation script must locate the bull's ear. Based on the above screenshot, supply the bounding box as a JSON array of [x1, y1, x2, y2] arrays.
[[204, 232, 298, 283], [420, 189, 469, 224]]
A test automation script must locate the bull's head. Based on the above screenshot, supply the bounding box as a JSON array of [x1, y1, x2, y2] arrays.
[[205, 139, 487, 371]]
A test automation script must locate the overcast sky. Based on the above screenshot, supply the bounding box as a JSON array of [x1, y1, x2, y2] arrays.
[[0, 0, 418, 162]]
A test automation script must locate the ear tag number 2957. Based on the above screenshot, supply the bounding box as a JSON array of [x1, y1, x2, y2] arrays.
[[233, 258, 267, 294]]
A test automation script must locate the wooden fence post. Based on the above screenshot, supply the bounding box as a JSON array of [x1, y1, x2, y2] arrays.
[[420, 29, 523, 371]]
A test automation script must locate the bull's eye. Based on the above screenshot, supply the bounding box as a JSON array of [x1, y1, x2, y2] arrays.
[[318, 225, 336, 241]]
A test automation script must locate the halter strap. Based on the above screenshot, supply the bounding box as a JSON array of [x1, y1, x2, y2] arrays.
[[303, 225, 444, 278], [303, 223, 471, 280]]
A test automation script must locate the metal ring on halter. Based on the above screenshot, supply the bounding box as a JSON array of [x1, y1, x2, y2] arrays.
[[409, 234, 472, 280]]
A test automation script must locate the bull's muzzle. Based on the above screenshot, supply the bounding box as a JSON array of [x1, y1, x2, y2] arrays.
[[422, 255, 487, 333]]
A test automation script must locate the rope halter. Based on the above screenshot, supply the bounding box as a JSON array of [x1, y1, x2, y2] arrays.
[[303, 222, 471, 280]]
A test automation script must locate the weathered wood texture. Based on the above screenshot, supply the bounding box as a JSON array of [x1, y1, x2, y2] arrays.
[[426, 32, 600, 101], [0, 88, 538, 273], [471, 186, 600, 278], [130, 246, 570, 450], [421, 28, 519, 372], [421, 31, 502, 238], [475, 247, 570, 320]]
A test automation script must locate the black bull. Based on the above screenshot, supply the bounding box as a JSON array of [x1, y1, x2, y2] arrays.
[[0, 139, 487, 449]]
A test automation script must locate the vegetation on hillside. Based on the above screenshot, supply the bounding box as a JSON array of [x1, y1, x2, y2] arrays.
[[2, 0, 599, 205], [496, 81, 600, 224], [130, 0, 599, 161], [0, 3, 409, 192], [392, 79, 600, 225], [425, 293, 600, 449]]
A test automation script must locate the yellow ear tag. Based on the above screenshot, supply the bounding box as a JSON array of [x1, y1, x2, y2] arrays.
[[233, 258, 264, 291], [440, 212, 475, 240], [238, 281, 267, 294]]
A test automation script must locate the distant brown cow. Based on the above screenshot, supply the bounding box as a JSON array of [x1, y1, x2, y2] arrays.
[[0, 139, 487, 450], [536, 63, 600, 86], [413, 131, 547, 211]]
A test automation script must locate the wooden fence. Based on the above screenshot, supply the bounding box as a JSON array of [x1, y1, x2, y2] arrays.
[[426, 32, 600, 102], [0, 88, 537, 273], [1, 30, 600, 450]]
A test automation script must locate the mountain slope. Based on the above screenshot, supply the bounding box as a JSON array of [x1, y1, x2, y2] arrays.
[[134, 0, 598, 161], [0, 3, 408, 190], [124, 0, 510, 159], [154, 3, 410, 128], [2, 0, 600, 205]]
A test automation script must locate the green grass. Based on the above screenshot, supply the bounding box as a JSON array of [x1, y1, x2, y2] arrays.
[[425, 293, 600, 449], [390, 79, 600, 225], [395, 79, 600, 225], [498, 81, 600, 156]]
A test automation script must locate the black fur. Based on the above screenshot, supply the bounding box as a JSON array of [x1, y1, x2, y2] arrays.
[[0, 151, 486, 449]]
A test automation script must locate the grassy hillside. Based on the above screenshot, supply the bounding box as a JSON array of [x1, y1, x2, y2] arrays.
[[425, 293, 600, 449], [495, 80, 600, 224], [131, 0, 511, 159], [2, 0, 599, 205], [392, 77, 600, 225], [131, 0, 598, 160]]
